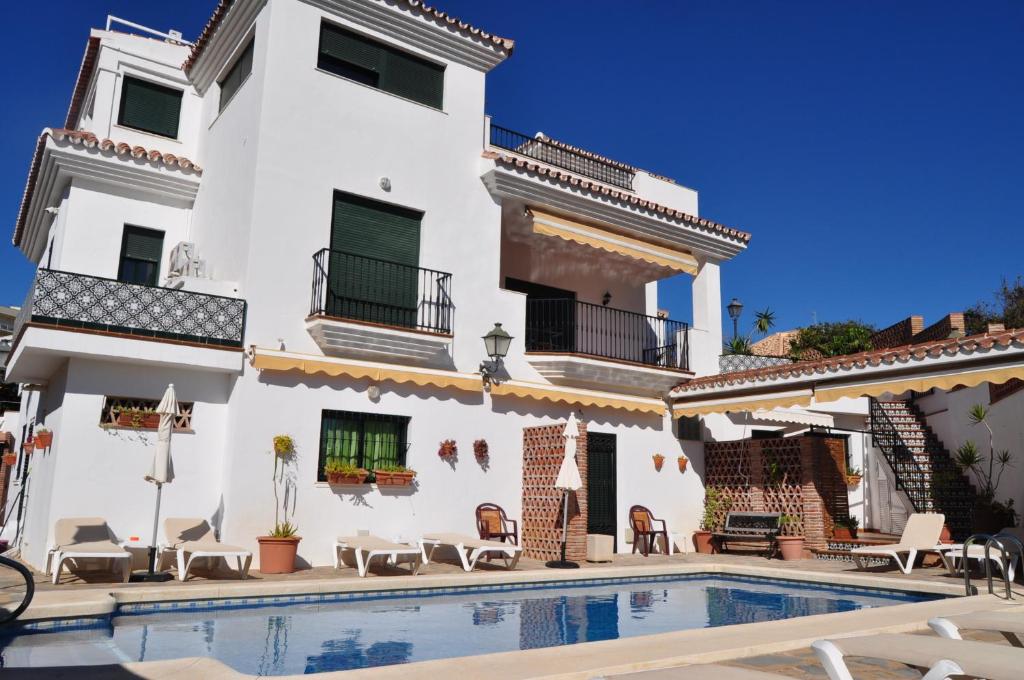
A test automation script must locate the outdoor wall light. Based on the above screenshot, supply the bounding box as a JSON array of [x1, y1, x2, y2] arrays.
[[379, 177, 392, 192], [602, 291, 612, 306], [480, 322, 513, 386], [727, 297, 744, 339]]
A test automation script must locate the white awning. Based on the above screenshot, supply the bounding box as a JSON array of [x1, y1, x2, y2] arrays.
[[749, 407, 834, 428]]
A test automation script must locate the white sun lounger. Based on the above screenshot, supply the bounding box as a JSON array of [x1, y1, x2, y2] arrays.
[[849, 512, 945, 574], [161, 518, 252, 582], [601, 663, 790, 679], [812, 632, 1024, 680], [46, 517, 132, 585], [334, 536, 423, 577], [929, 607, 1024, 647], [420, 532, 521, 572]]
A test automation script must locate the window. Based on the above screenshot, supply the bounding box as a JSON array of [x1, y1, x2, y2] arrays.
[[218, 40, 254, 112], [317, 22, 444, 109], [100, 396, 194, 431], [117, 225, 164, 286], [118, 76, 183, 138], [677, 415, 702, 442], [318, 410, 409, 481], [751, 429, 783, 440]]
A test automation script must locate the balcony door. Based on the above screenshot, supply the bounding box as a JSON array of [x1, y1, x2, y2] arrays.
[[587, 432, 617, 549], [505, 277, 576, 353], [329, 191, 421, 329]]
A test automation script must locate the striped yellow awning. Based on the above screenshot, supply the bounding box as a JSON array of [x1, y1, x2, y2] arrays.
[[491, 380, 665, 415], [250, 348, 482, 393], [529, 208, 699, 275], [815, 365, 1024, 403], [672, 390, 814, 418]]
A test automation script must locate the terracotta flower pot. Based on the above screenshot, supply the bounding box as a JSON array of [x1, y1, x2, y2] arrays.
[[777, 536, 805, 561], [678, 457, 689, 473], [653, 456, 664, 472], [833, 527, 855, 541], [846, 474, 862, 488], [2, 453, 16, 467], [257, 536, 301, 574], [117, 412, 160, 429], [939, 524, 954, 545], [693, 530, 714, 554], [328, 470, 368, 485], [374, 470, 415, 486], [34, 431, 52, 449]]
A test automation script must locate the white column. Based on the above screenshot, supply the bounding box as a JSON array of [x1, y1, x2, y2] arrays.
[[689, 257, 722, 377]]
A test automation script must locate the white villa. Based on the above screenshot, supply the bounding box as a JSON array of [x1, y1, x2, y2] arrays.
[[4, 0, 1024, 575]]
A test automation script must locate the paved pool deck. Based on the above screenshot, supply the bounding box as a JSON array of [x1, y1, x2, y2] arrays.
[[7, 552, 1024, 679]]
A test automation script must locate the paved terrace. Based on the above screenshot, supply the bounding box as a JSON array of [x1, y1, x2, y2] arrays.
[[6, 551, 1024, 679]]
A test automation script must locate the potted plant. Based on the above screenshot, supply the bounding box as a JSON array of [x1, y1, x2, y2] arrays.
[[776, 514, 805, 560], [954, 404, 1018, 532], [34, 428, 53, 449], [473, 439, 489, 462], [846, 465, 862, 488], [2, 452, 15, 467], [325, 459, 368, 485], [677, 455, 689, 473], [117, 407, 160, 429], [257, 436, 300, 574], [374, 465, 417, 486], [694, 489, 729, 553], [438, 439, 457, 460], [832, 515, 859, 540], [273, 434, 295, 456], [652, 453, 665, 471]]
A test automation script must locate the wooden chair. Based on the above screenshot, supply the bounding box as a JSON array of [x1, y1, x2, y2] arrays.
[[475, 503, 519, 550], [629, 505, 669, 557]]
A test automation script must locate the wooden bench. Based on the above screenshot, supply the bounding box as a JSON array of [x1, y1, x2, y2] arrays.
[[712, 512, 782, 558]]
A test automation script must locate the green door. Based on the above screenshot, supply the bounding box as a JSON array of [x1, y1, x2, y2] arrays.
[[329, 191, 421, 328], [587, 432, 617, 549]]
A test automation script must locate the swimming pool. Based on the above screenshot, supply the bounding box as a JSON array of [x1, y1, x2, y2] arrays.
[[1, 574, 940, 674]]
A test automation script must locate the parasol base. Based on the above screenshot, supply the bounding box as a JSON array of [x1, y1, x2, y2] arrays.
[[545, 560, 580, 569], [129, 570, 173, 583]]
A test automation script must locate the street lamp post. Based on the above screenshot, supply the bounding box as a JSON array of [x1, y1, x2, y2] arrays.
[[727, 298, 744, 340]]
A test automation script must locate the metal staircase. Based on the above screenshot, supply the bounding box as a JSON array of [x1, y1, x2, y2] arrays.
[[869, 398, 976, 540]]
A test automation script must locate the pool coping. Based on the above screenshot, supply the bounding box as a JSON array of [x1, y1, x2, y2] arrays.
[[9, 561, 1013, 680]]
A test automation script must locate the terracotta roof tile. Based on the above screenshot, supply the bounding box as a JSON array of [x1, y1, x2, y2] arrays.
[[184, 0, 514, 75], [65, 36, 101, 129], [673, 328, 1024, 394], [13, 129, 201, 247], [484, 150, 751, 243]]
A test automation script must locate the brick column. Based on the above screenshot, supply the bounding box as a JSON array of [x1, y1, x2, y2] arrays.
[[799, 438, 828, 551], [747, 439, 767, 512]]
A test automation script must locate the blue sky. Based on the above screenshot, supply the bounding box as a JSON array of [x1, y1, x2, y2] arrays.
[[1, 1, 1021, 334]]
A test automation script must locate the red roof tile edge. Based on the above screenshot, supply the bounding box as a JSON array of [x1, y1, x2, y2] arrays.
[[673, 328, 1024, 394], [534, 133, 679, 184], [184, 0, 514, 74], [483, 150, 751, 243], [13, 129, 202, 247], [64, 36, 101, 130]]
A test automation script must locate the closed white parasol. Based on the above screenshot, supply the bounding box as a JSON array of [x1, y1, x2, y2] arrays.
[[549, 412, 582, 568]]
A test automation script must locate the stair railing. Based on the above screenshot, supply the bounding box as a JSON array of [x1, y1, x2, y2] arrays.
[[868, 398, 932, 513]]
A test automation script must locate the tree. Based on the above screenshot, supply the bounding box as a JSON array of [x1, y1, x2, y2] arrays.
[[787, 320, 875, 358], [965, 276, 1024, 335], [722, 308, 774, 356]]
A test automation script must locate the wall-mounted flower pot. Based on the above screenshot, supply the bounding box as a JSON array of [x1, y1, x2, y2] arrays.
[[693, 530, 714, 554], [374, 470, 416, 486], [652, 455, 665, 472], [678, 457, 689, 473], [777, 536, 806, 560], [473, 439, 488, 462], [34, 431, 53, 449], [257, 536, 301, 574], [328, 470, 368, 485], [846, 474, 862, 488], [117, 412, 160, 429], [438, 439, 457, 460], [2, 453, 16, 467]]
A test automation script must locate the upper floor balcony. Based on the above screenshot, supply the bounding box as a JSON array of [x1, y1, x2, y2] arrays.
[[489, 125, 635, 191], [306, 248, 455, 367], [5, 269, 247, 383]]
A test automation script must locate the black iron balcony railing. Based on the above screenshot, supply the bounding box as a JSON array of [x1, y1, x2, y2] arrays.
[[525, 298, 689, 370], [310, 248, 454, 335], [489, 124, 636, 191], [16, 269, 246, 348]]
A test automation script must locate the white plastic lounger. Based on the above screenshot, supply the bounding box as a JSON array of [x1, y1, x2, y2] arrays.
[[849, 512, 945, 574], [161, 518, 252, 582], [937, 542, 1019, 580], [929, 607, 1024, 647], [420, 533, 522, 572], [601, 663, 789, 679], [46, 517, 131, 585], [334, 536, 423, 577], [812, 632, 1024, 680]]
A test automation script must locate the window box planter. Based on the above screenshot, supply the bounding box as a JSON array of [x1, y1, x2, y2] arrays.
[[116, 411, 160, 429], [374, 470, 416, 487], [327, 469, 369, 485]]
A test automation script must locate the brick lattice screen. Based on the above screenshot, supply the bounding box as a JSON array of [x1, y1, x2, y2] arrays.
[[704, 435, 849, 551], [521, 422, 588, 562]]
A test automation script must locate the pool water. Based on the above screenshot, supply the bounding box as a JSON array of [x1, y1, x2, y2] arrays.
[[0, 575, 939, 674]]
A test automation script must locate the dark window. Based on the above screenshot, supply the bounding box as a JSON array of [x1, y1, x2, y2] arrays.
[[751, 429, 783, 439], [318, 410, 410, 481], [117, 225, 164, 286], [677, 415, 702, 442], [118, 76, 183, 138], [317, 22, 444, 109], [100, 396, 194, 432], [219, 40, 254, 112]]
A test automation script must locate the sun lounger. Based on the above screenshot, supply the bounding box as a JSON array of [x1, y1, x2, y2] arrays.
[[929, 607, 1024, 647], [334, 535, 423, 577], [849, 512, 945, 574], [420, 532, 522, 571], [46, 517, 131, 585], [812, 632, 1024, 680], [161, 518, 252, 582], [601, 664, 789, 679]]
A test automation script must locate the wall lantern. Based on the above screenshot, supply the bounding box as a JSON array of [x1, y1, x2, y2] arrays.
[[602, 291, 612, 307], [480, 322, 513, 385], [727, 297, 744, 339]]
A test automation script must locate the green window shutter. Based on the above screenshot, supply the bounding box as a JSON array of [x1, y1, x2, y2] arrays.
[[381, 50, 444, 109], [218, 40, 254, 112], [118, 225, 164, 286], [329, 192, 421, 328], [118, 76, 182, 138], [319, 24, 383, 74]]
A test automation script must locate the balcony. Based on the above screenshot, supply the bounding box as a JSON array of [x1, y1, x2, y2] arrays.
[[5, 269, 247, 382], [489, 124, 635, 191], [306, 249, 455, 366], [523, 298, 691, 396]]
